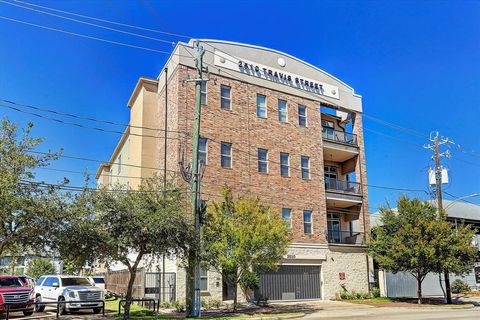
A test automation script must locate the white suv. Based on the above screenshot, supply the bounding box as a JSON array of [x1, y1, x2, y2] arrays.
[[34, 275, 104, 315]]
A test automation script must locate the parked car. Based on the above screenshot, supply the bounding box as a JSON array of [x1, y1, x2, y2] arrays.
[[34, 275, 104, 315], [88, 276, 106, 291], [18, 276, 35, 289], [0, 276, 34, 316]]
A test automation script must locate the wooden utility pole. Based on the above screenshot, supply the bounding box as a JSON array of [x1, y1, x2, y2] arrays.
[[185, 41, 204, 318], [425, 132, 453, 304]]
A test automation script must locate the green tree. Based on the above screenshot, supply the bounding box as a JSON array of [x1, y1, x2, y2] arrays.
[[26, 258, 56, 280], [369, 196, 477, 304], [201, 188, 291, 310], [0, 118, 65, 258], [59, 176, 193, 319]]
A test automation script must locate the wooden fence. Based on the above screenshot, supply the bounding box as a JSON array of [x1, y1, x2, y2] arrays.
[[101, 268, 144, 298]]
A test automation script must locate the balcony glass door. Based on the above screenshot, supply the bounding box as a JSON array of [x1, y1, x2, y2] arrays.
[[327, 213, 341, 243], [324, 166, 337, 190]]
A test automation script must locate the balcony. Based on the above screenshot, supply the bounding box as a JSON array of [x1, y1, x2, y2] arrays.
[[325, 178, 363, 208], [322, 127, 359, 162], [322, 127, 358, 146], [327, 230, 364, 245]]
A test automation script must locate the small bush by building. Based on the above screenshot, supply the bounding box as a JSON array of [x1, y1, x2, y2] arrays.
[[451, 279, 470, 293]]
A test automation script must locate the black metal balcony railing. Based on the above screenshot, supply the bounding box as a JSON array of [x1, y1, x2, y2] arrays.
[[322, 127, 358, 146], [327, 230, 364, 245], [325, 177, 361, 194]]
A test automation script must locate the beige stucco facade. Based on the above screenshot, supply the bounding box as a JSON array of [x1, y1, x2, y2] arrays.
[[96, 39, 371, 302]]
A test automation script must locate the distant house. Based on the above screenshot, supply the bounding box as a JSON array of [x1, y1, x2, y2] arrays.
[[371, 199, 480, 297], [0, 254, 61, 276]]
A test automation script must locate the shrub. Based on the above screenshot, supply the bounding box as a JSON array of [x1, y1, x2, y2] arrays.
[[451, 279, 470, 293], [371, 288, 381, 298], [26, 259, 56, 280], [209, 299, 222, 309], [159, 301, 171, 309], [338, 291, 371, 300], [172, 300, 185, 312], [201, 299, 210, 310]]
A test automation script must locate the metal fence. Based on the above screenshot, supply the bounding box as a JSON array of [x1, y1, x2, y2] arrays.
[[144, 272, 176, 302]]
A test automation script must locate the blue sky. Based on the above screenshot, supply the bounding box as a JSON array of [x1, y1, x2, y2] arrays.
[[1, 0, 479, 210]]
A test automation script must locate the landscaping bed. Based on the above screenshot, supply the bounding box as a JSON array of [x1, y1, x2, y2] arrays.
[[346, 297, 474, 308], [105, 298, 307, 319]]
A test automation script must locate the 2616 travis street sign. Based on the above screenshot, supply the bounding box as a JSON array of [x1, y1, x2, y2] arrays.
[[214, 49, 340, 99]]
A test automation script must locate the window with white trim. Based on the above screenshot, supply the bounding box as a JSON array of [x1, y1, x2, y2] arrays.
[[258, 148, 268, 173], [199, 138, 207, 164], [256, 94, 267, 118], [200, 268, 208, 292], [221, 142, 232, 168], [282, 208, 292, 229], [220, 85, 231, 110], [298, 105, 307, 127], [201, 81, 207, 105], [280, 152, 290, 177], [278, 99, 287, 122], [301, 156, 310, 180], [303, 210, 313, 234]]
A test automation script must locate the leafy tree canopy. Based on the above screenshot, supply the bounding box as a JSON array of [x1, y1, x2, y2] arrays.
[[201, 188, 291, 309], [59, 176, 194, 319], [27, 258, 56, 280], [0, 118, 66, 258], [369, 195, 477, 303]]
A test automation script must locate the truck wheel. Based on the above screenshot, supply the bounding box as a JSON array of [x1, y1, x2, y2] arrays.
[[58, 297, 67, 315], [23, 310, 34, 316], [93, 307, 102, 314], [35, 295, 45, 312]]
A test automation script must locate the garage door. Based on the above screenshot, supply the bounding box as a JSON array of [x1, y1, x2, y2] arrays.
[[256, 265, 321, 300]]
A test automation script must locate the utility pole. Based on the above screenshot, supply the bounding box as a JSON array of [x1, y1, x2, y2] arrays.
[[424, 132, 453, 304], [184, 41, 205, 318]]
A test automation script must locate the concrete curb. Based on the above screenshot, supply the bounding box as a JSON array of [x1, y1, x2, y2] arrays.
[[244, 313, 305, 320]]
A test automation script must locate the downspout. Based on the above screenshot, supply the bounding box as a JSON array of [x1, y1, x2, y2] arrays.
[[162, 67, 168, 302]]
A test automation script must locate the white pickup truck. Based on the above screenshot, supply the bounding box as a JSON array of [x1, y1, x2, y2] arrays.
[[34, 275, 104, 315]]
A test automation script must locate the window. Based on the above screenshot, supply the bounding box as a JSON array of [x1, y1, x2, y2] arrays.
[[282, 208, 292, 229], [301, 156, 310, 180], [327, 213, 341, 243], [221, 142, 232, 168], [298, 105, 307, 127], [280, 152, 290, 177], [220, 85, 231, 110], [303, 210, 313, 234], [199, 138, 207, 164], [43, 277, 58, 287], [200, 268, 208, 291], [258, 148, 268, 173], [201, 81, 207, 105], [322, 120, 335, 140], [324, 166, 337, 189], [278, 99, 287, 122], [36, 276, 45, 286], [117, 155, 122, 174], [256, 94, 267, 118]]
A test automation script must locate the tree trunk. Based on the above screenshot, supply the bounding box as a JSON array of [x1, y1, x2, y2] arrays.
[[123, 253, 143, 320], [233, 281, 238, 311], [417, 276, 422, 305], [123, 267, 136, 320]]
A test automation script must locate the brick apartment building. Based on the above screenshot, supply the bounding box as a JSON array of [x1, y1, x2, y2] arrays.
[[96, 39, 371, 301]]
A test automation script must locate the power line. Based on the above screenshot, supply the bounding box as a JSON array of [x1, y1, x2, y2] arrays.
[[0, 15, 175, 54], [1, 98, 188, 135], [0, 103, 184, 141], [11, 0, 191, 39], [0, 0, 177, 45]]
